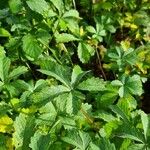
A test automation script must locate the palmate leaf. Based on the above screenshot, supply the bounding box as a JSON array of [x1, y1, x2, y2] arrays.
[[77, 77, 106, 91], [29, 132, 51, 150], [13, 113, 35, 150], [62, 130, 91, 150], [22, 34, 43, 60], [26, 0, 49, 15], [113, 75, 143, 97]]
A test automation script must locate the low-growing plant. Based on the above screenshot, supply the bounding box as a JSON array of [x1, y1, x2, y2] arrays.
[[0, 0, 150, 149]]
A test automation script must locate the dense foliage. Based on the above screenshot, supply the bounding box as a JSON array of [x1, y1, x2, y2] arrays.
[[0, 0, 150, 149]]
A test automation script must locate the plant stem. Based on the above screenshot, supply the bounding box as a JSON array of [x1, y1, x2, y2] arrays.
[[72, 0, 76, 9], [95, 45, 107, 80]]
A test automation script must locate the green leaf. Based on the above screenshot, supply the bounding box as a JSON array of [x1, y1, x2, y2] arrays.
[[95, 138, 116, 150], [63, 9, 80, 19], [110, 106, 145, 143], [54, 93, 73, 114], [0, 46, 6, 57], [109, 105, 129, 123], [54, 92, 82, 115], [71, 65, 90, 88], [26, 0, 49, 15], [100, 92, 118, 108], [140, 110, 149, 139], [62, 130, 91, 150], [117, 127, 145, 144], [126, 75, 143, 96], [39, 69, 70, 88], [78, 77, 105, 91], [29, 132, 51, 150], [111, 80, 123, 86], [71, 65, 83, 86], [56, 33, 79, 43], [49, 0, 64, 15], [8, 66, 28, 80], [0, 57, 10, 82], [29, 85, 70, 105], [86, 26, 96, 33], [22, 34, 43, 60], [77, 42, 95, 63], [0, 28, 11, 37], [13, 114, 35, 150], [38, 61, 71, 88], [9, 0, 23, 13], [37, 29, 51, 45]]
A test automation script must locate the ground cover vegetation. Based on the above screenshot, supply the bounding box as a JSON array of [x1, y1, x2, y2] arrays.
[[0, 0, 150, 149]]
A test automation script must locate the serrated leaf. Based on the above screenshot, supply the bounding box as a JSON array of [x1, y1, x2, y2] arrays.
[[13, 114, 35, 149], [54, 92, 82, 115], [56, 33, 79, 43], [98, 138, 116, 150], [38, 61, 71, 88], [62, 130, 91, 150], [78, 77, 105, 91], [8, 66, 28, 80], [110, 106, 145, 143], [71, 65, 90, 88], [71, 65, 83, 85], [22, 34, 43, 60], [140, 110, 149, 139], [29, 132, 51, 150], [29, 85, 70, 106], [126, 75, 143, 96], [54, 93, 73, 114], [0, 57, 10, 82], [109, 105, 129, 123], [26, 0, 49, 15], [78, 42, 95, 63]]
